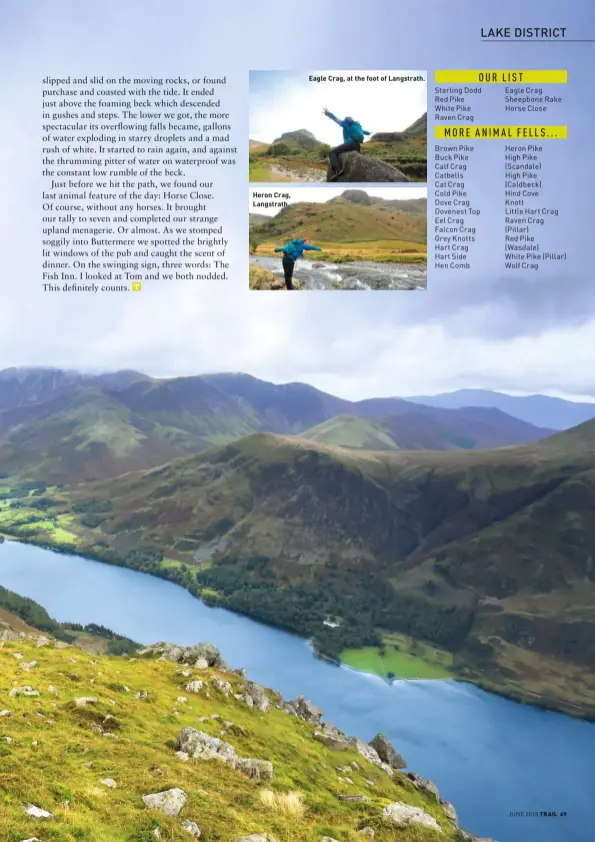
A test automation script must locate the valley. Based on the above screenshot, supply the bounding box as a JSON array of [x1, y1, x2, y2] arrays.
[[0, 367, 593, 723]]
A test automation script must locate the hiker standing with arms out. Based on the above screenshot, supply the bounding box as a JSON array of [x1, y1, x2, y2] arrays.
[[323, 106, 371, 180], [274, 238, 322, 290]]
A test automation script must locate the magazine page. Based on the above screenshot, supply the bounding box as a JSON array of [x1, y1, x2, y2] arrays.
[[0, 1, 593, 840]]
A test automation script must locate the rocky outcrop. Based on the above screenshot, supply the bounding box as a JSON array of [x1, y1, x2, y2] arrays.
[[348, 737, 393, 776], [238, 681, 270, 712], [9, 685, 39, 697], [314, 723, 349, 751], [326, 152, 411, 182], [407, 771, 440, 800], [283, 694, 323, 723], [212, 677, 232, 695], [382, 802, 443, 832], [138, 641, 228, 670], [0, 628, 22, 642], [142, 788, 187, 816], [369, 733, 406, 769], [175, 727, 273, 781]]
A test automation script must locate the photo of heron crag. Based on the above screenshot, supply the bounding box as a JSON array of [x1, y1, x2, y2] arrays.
[[249, 70, 427, 184], [249, 187, 427, 291]]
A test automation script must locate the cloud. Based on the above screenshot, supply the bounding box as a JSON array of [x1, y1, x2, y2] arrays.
[[249, 70, 427, 145], [0, 0, 593, 405]]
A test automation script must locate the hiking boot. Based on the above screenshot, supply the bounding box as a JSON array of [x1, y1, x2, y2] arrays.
[[329, 169, 345, 182]]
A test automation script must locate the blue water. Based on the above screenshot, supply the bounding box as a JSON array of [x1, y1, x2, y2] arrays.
[[1, 541, 594, 842]]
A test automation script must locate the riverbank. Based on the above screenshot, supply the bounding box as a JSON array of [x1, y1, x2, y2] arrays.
[[249, 255, 427, 291]]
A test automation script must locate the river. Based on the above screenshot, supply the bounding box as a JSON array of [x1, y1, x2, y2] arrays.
[[250, 255, 427, 290], [1, 540, 594, 842]]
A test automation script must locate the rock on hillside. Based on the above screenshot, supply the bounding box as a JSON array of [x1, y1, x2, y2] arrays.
[[326, 151, 411, 182]]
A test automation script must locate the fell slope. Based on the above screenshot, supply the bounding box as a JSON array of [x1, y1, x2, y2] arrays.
[[250, 192, 427, 246], [0, 632, 471, 841]]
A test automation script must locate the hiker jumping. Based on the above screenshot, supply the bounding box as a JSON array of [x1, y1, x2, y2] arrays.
[[274, 238, 322, 290], [323, 106, 370, 180]]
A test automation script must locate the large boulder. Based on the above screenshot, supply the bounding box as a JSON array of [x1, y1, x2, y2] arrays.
[[314, 723, 349, 751], [142, 788, 187, 816], [326, 151, 410, 182], [369, 733, 406, 770], [239, 682, 270, 712], [287, 695, 323, 724], [175, 728, 273, 780], [382, 802, 443, 832], [407, 771, 441, 800]]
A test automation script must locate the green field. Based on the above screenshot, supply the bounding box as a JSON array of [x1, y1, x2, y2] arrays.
[[342, 634, 453, 680], [254, 240, 427, 265]]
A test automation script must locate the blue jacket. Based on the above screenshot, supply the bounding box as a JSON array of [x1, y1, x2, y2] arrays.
[[275, 241, 322, 260], [326, 111, 371, 143]]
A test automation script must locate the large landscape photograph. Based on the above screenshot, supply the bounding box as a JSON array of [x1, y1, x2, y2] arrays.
[[2, 366, 595, 724]]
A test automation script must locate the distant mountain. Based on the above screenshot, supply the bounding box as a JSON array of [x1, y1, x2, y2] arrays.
[[271, 129, 323, 150], [0, 367, 148, 410], [249, 213, 271, 228], [249, 190, 427, 245], [303, 408, 554, 451], [201, 372, 350, 432], [404, 111, 427, 136], [0, 368, 554, 482], [369, 112, 427, 143], [407, 389, 595, 431]]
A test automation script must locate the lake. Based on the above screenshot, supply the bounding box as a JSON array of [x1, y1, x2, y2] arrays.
[[1, 540, 594, 842]]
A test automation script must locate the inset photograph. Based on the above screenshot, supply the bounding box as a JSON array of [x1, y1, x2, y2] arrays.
[[249, 70, 427, 184], [249, 186, 427, 291]]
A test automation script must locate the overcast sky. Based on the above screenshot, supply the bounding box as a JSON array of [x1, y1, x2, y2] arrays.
[[250, 186, 427, 216], [1, 0, 595, 404], [250, 70, 427, 145]]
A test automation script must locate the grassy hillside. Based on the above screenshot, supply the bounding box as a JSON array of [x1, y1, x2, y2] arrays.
[[250, 193, 427, 247], [2, 420, 593, 717], [303, 417, 400, 451], [0, 630, 470, 841], [249, 192, 427, 265]]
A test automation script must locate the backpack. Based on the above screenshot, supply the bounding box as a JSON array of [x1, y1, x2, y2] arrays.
[[348, 121, 365, 144], [282, 238, 304, 258]]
